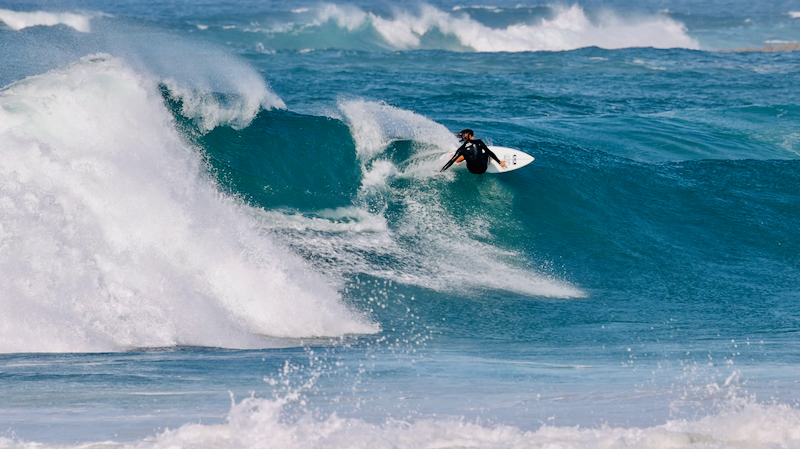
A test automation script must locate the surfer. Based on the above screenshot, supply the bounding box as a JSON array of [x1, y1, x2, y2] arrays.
[[440, 129, 506, 174]]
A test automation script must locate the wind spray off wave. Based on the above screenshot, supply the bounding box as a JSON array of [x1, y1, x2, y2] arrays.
[[0, 55, 377, 353]]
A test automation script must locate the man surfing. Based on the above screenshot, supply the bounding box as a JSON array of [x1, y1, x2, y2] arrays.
[[440, 129, 506, 174]]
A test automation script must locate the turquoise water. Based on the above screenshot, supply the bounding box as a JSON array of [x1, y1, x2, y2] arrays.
[[1, 1, 799, 447]]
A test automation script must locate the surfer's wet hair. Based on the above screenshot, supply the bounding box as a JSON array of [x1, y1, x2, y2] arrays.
[[455, 129, 474, 140]]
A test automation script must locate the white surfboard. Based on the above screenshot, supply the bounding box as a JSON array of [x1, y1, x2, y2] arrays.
[[440, 146, 534, 173]]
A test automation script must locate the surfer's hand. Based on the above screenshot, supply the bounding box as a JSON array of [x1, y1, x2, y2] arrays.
[[500, 161, 507, 168]]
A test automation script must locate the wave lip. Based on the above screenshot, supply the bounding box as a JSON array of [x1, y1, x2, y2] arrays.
[[0, 8, 93, 32]]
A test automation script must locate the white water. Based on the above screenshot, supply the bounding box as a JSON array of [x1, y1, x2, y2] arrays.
[[0, 9, 93, 33], [164, 77, 285, 133], [257, 3, 699, 52], [3, 394, 800, 448], [0, 55, 377, 353]]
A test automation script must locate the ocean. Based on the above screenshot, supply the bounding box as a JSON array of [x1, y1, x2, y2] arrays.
[[1, 0, 799, 447]]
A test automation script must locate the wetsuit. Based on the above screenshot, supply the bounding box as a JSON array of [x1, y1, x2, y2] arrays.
[[440, 139, 502, 174]]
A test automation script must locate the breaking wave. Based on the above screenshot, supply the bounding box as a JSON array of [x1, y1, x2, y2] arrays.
[[0, 55, 377, 353], [246, 3, 699, 52]]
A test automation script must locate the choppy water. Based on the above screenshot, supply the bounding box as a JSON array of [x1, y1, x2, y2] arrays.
[[1, 1, 799, 447]]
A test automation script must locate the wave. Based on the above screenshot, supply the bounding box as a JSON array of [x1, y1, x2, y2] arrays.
[[214, 100, 586, 299], [0, 47, 586, 356], [0, 8, 94, 32], [246, 3, 699, 52], [4, 394, 799, 448], [0, 55, 377, 353]]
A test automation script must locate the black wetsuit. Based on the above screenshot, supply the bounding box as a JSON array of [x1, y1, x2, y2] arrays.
[[440, 139, 502, 174]]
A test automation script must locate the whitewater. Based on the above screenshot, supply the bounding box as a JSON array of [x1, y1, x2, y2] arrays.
[[1, 0, 800, 447]]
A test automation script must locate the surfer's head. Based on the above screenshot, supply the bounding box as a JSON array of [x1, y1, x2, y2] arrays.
[[457, 129, 474, 142]]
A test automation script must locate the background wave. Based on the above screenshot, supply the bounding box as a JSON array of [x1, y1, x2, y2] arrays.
[[3, 2, 798, 53], [241, 3, 699, 52]]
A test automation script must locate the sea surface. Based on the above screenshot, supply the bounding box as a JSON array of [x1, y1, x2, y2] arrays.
[[1, 0, 799, 447]]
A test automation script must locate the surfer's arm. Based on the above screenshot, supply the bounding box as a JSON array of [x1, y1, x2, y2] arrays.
[[480, 141, 507, 168], [439, 145, 466, 172]]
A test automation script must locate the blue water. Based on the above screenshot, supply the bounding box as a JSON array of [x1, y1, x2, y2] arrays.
[[1, 1, 800, 447]]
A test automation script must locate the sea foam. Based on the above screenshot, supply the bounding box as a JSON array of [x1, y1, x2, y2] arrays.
[[0, 55, 377, 353], [4, 394, 800, 448], [133, 397, 800, 449]]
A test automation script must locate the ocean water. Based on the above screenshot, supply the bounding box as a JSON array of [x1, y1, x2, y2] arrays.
[[1, 0, 799, 447]]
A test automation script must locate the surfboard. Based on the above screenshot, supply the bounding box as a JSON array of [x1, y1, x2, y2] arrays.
[[440, 146, 534, 173]]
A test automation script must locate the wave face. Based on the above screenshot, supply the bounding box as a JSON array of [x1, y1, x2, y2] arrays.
[[193, 98, 585, 298]]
